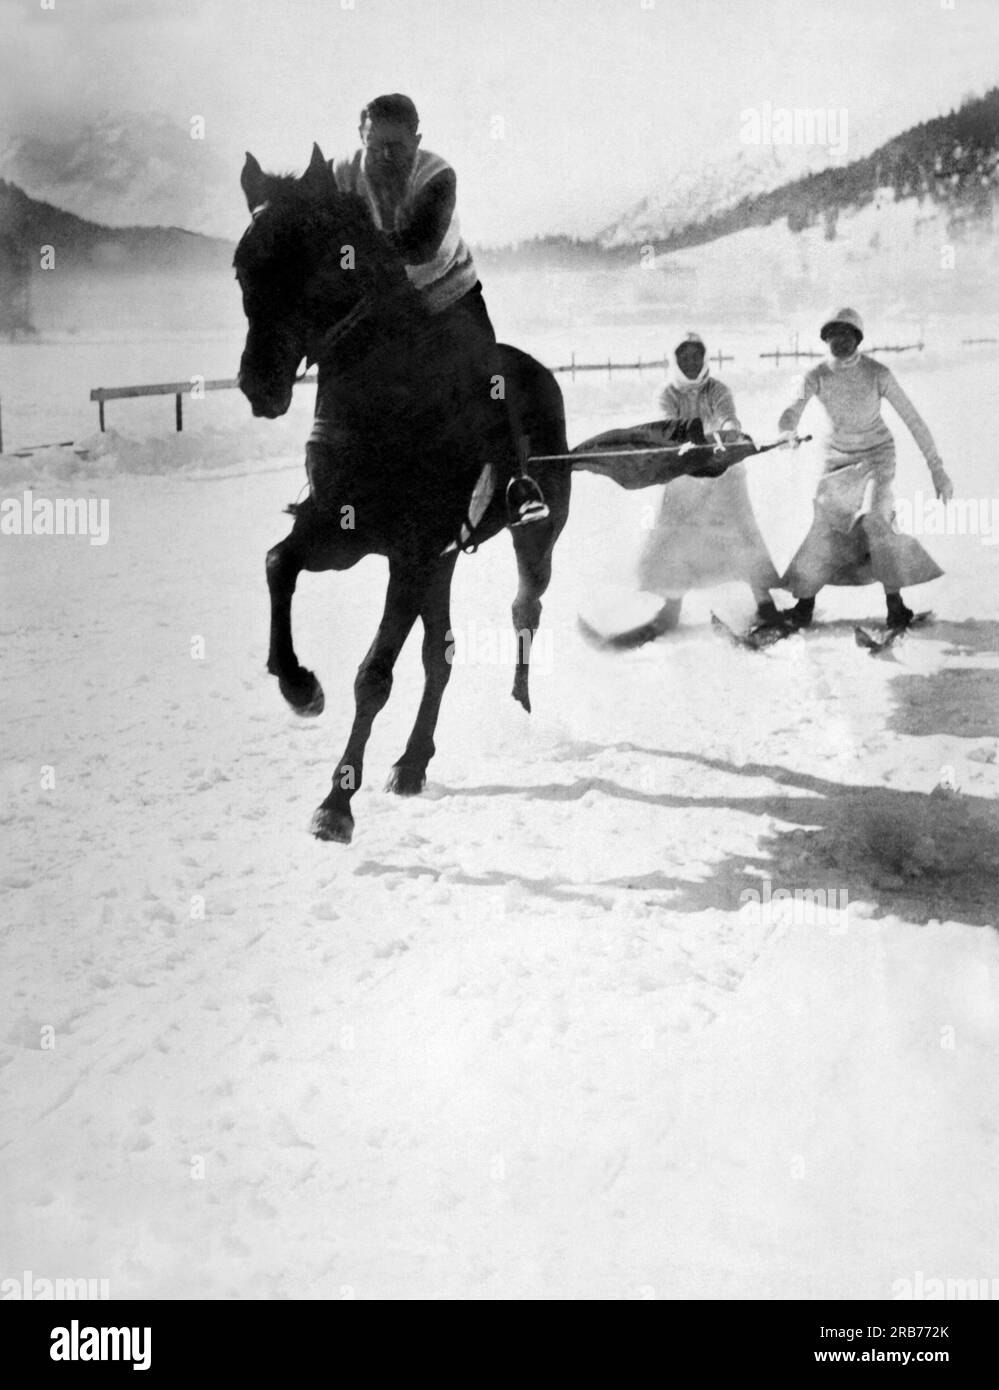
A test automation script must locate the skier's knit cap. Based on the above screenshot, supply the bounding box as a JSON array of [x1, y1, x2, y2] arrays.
[[820, 308, 864, 341], [675, 331, 707, 352]]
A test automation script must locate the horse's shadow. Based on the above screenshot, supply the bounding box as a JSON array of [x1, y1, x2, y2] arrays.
[[359, 616, 999, 926]]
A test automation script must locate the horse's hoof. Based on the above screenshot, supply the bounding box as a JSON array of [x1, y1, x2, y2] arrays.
[[310, 805, 354, 843], [511, 678, 532, 714], [385, 764, 426, 797], [279, 668, 325, 717]]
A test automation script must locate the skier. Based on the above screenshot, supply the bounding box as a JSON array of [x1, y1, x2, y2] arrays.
[[631, 332, 784, 633], [329, 93, 547, 526], [777, 308, 953, 629]]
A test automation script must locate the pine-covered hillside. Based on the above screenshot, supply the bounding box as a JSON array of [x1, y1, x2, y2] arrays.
[[600, 88, 999, 253]]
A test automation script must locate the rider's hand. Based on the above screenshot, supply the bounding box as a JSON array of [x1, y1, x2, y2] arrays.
[[779, 429, 801, 450]]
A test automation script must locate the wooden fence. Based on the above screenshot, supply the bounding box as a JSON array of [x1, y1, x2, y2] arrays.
[[0, 333, 987, 453], [89, 369, 319, 433], [83, 341, 926, 433], [553, 349, 733, 378]]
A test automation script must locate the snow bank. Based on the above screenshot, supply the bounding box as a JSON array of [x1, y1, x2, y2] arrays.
[[0, 425, 303, 489]]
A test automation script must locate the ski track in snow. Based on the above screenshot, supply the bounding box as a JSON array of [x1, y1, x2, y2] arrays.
[[2, 363, 999, 1299]]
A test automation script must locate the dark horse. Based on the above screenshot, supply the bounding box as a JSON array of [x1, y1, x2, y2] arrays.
[[235, 145, 571, 843]]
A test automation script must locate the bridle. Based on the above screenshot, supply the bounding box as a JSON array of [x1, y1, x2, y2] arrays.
[[245, 196, 423, 374], [306, 292, 374, 367]]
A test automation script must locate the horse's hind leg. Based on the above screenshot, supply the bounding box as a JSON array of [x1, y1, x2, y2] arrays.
[[510, 517, 559, 714], [266, 535, 325, 715], [386, 552, 459, 796], [311, 561, 424, 844]]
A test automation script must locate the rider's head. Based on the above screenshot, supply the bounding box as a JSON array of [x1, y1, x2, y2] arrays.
[[359, 94, 421, 184]]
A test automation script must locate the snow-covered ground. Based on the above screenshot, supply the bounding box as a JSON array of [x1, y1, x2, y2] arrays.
[[2, 325, 999, 1300]]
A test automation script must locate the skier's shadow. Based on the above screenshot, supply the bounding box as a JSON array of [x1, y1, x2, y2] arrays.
[[444, 752, 998, 927], [886, 618, 999, 740], [651, 750, 999, 928]]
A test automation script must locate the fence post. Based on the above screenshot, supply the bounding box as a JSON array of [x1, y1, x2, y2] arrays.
[[99, 399, 106, 432], [175, 393, 183, 431]]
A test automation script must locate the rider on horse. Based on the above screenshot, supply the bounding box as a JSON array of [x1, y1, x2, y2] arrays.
[[330, 93, 547, 527]]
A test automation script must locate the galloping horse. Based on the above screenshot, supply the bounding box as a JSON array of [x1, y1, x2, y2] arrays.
[[235, 145, 571, 842]]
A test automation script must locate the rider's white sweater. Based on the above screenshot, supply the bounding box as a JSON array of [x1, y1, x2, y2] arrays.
[[333, 149, 478, 312]]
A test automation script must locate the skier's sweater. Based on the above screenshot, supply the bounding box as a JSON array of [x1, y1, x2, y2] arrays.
[[658, 368, 741, 434], [778, 353, 942, 470]]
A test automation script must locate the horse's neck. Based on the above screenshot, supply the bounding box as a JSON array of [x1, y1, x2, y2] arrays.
[[315, 276, 429, 408]]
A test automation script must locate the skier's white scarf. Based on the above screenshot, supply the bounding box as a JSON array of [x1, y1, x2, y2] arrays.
[[667, 356, 710, 393], [828, 349, 862, 371]]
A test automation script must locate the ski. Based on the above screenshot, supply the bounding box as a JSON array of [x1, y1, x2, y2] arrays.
[[853, 610, 934, 654], [711, 612, 800, 651]]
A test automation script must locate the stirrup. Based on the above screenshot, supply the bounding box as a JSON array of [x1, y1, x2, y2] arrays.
[[506, 477, 550, 527]]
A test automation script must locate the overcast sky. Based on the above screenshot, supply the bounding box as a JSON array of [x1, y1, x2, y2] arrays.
[[2, 0, 997, 242]]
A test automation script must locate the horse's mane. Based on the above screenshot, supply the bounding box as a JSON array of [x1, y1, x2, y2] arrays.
[[237, 164, 407, 290], [253, 168, 378, 236]]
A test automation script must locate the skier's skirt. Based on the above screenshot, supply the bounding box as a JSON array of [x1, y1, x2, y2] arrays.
[[781, 444, 943, 595], [637, 463, 781, 596]]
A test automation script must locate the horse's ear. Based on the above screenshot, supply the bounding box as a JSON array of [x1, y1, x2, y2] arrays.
[[303, 142, 331, 189], [241, 152, 266, 209]]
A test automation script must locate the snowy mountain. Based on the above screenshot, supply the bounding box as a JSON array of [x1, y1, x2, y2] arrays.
[[598, 144, 837, 249], [632, 185, 999, 324], [0, 111, 235, 241], [597, 89, 999, 256], [0, 178, 234, 274]]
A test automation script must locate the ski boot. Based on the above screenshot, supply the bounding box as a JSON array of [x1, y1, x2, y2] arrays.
[[885, 593, 914, 630], [752, 597, 786, 629], [785, 596, 816, 629]]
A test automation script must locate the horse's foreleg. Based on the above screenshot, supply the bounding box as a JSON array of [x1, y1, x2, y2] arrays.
[[386, 553, 459, 796], [266, 537, 325, 716], [311, 564, 424, 843], [510, 523, 556, 713]]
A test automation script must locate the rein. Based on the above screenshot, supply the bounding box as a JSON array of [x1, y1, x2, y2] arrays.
[[306, 227, 426, 372], [307, 292, 373, 367]]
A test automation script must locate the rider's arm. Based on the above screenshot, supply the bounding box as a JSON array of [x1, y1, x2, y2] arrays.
[[387, 169, 457, 265]]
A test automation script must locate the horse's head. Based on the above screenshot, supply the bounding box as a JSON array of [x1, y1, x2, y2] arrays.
[[234, 144, 395, 417]]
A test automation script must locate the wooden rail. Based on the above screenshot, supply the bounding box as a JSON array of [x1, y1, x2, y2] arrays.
[[76, 332, 939, 437], [759, 342, 924, 366], [89, 370, 318, 431], [552, 349, 733, 378], [87, 354, 745, 429]]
